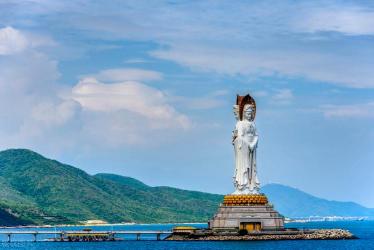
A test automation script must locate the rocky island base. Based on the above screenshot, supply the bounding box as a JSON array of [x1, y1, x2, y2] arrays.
[[166, 228, 357, 241]]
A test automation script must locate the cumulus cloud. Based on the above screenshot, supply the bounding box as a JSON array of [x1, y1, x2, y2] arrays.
[[0, 26, 191, 151], [0, 27, 77, 152], [0, 26, 56, 55], [0, 26, 28, 55], [70, 77, 191, 129], [30, 100, 80, 126]]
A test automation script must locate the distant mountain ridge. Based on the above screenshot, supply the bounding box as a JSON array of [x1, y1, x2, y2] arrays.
[[262, 184, 374, 218], [0, 149, 372, 226]]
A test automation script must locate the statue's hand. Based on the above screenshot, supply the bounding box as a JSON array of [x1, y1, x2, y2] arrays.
[[248, 142, 257, 151]]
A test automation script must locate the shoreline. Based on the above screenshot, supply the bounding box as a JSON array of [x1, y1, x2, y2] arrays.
[[166, 229, 358, 241]]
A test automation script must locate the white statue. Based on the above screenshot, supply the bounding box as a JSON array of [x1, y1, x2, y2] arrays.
[[232, 94, 260, 195]]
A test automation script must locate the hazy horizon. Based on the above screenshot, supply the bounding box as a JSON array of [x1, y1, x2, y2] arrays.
[[1, 1, 373, 208]]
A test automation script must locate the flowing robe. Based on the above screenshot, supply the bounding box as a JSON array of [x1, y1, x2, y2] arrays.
[[233, 120, 260, 194]]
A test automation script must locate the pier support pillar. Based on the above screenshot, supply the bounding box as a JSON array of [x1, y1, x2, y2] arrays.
[[7, 234, 11, 243], [136, 233, 140, 241], [33, 233, 37, 242], [156, 234, 161, 241]]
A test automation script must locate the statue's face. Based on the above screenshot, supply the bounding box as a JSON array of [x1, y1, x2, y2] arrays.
[[243, 104, 254, 121], [234, 104, 255, 121]]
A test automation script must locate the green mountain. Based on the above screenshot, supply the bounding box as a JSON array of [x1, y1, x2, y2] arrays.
[[0, 149, 221, 226], [0, 149, 372, 226]]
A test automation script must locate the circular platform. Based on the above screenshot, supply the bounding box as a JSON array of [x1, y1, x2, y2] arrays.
[[223, 194, 268, 205]]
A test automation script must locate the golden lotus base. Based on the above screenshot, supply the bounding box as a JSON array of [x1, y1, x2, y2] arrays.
[[223, 194, 268, 206]]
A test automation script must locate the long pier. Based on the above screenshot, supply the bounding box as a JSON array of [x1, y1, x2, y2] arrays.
[[0, 230, 172, 242]]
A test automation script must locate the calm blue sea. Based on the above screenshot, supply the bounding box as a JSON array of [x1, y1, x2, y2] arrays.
[[0, 221, 373, 250]]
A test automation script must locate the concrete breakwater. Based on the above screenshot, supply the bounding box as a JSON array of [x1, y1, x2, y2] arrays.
[[166, 229, 357, 241]]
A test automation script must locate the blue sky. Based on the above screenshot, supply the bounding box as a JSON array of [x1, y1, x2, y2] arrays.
[[0, 0, 373, 207]]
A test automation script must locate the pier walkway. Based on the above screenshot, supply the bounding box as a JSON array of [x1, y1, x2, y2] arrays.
[[0, 230, 172, 242]]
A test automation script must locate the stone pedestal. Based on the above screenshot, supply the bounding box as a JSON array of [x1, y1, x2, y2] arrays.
[[209, 194, 284, 231]]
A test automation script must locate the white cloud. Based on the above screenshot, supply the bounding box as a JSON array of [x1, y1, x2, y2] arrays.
[[297, 7, 374, 36], [152, 45, 374, 88], [70, 77, 190, 129], [0, 27, 191, 151], [0, 26, 28, 55], [321, 102, 374, 118], [82, 1, 374, 89], [6, 2, 374, 89], [0, 27, 75, 151], [30, 100, 80, 126], [91, 68, 162, 82]]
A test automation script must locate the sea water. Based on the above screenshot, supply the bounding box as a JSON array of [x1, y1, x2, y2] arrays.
[[0, 221, 373, 250]]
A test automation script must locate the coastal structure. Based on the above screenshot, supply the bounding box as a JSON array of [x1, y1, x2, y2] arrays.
[[209, 94, 284, 232]]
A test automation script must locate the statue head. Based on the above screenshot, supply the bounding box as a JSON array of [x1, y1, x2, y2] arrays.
[[233, 94, 256, 121]]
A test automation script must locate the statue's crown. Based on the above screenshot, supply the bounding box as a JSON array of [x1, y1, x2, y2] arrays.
[[236, 94, 256, 121]]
